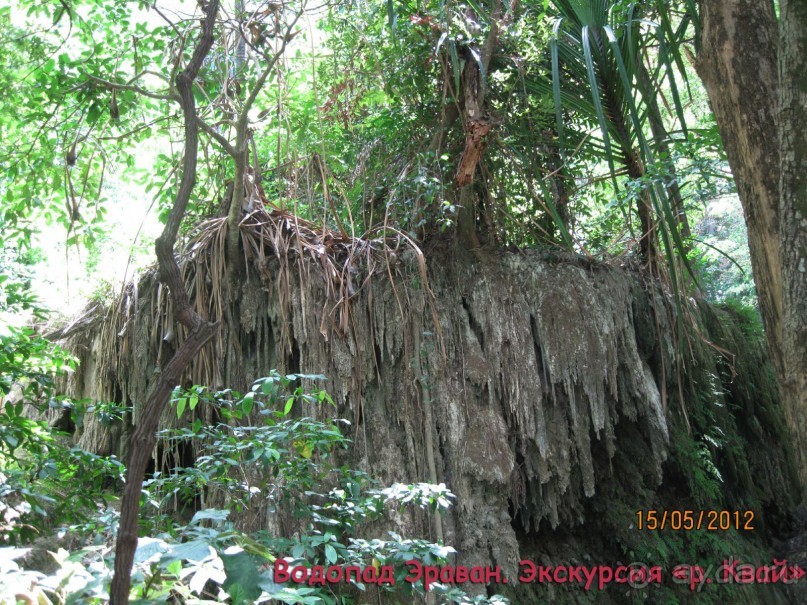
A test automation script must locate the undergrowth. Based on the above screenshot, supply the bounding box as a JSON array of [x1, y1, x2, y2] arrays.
[[1, 371, 508, 605]]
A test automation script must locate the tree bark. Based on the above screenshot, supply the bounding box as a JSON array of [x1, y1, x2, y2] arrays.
[[637, 60, 691, 242], [694, 1, 783, 380], [778, 0, 807, 498], [624, 149, 656, 265], [454, 4, 502, 250], [696, 0, 807, 500], [109, 3, 220, 602], [455, 48, 493, 250]]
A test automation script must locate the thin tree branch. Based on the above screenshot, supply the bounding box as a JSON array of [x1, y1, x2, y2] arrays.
[[198, 117, 238, 157], [84, 74, 178, 102], [150, 2, 183, 37], [98, 114, 175, 141], [239, 8, 304, 125]]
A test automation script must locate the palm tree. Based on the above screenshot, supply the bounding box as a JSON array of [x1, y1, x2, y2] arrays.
[[527, 0, 693, 269]]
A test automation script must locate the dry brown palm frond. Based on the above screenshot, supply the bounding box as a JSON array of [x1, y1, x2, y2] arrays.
[[223, 205, 432, 341], [58, 202, 440, 413]]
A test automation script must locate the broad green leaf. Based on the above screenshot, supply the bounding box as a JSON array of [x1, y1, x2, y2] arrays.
[[242, 392, 254, 415], [190, 508, 230, 525], [222, 551, 264, 602], [161, 539, 214, 564], [176, 397, 187, 418], [324, 544, 337, 564]]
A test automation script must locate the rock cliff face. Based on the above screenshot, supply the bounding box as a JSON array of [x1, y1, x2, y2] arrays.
[[57, 222, 799, 603]]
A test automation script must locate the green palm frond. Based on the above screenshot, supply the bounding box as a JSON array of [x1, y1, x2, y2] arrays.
[[529, 1, 711, 430], [530, 0, 703, 375]]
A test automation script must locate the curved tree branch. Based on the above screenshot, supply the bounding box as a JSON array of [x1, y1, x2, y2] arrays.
[[109, 2, 220, 603], [198, 116, 238, 157]]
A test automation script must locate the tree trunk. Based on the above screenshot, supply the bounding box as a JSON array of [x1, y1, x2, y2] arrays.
[[455, 46, 491, 250], [622, 148, 656, 264], [637, 60, 691, 242], [453, 5, 501, 250], [695, 0, 807, 500], [779, 0, 807, 498], [694, 1, 783, 379], [109, 4, 220, 602]]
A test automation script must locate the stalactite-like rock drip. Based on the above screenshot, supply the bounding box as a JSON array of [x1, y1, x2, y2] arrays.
[[57, 210, 792, 587]]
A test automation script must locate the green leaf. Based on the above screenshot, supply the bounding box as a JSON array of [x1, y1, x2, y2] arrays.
[[550, 24, 564, 161], [190, 508, 230, 525], [161, 539, 214, 564], [581, 25, 616, 183], [242, 392, 254, 415], [176, 397, 187, 418], [166, 559, 183, 577], [295, 374, 327, 381], [449, 41, 461, 101], [222, 551, 264, 602], [134, 537, 169, 564]]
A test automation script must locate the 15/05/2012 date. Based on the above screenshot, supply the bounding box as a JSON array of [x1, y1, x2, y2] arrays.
[[635, 510, 755, 531]]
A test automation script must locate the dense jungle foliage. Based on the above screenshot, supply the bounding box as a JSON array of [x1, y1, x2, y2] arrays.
[[2, 0, 801, 603]]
